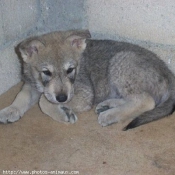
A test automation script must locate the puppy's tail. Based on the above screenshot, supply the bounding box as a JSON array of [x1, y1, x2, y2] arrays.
[[123, 97, 175, 131]]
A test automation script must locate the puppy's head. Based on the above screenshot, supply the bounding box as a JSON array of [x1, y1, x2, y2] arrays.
[[17, 30, 91, 104]]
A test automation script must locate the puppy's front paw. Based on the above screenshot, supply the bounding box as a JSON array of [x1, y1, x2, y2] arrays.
[[61, 107, 78, 124], [0, 106, 22, 124]]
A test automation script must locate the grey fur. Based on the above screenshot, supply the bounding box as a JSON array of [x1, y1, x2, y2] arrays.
[[83, 40, 175, 129], [0, 30, 174, 130]]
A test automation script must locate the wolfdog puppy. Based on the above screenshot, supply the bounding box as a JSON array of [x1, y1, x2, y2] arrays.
[[0, 30, 174, 130]]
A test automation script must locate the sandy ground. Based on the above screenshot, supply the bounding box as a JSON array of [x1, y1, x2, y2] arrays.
[[0, 83, 175, 175]]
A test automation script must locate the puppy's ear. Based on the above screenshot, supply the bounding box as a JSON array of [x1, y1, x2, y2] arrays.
[[18, 39, 45, 63], [66, 30, 91, 52]]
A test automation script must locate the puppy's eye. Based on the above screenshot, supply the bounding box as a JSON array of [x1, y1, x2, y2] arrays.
[[42, 70, 52, 76], [67, 68, 74, 74]]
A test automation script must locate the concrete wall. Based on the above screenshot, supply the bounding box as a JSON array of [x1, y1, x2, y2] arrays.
[[0, 0, 175, 95], [85, 0, 175, 71]]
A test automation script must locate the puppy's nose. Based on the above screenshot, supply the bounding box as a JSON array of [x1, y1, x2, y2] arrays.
[[56, 94, 67, 102]]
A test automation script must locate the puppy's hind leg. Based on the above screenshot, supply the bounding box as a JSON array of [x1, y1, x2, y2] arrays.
[[97, 93, 155, 127], [95, 98, 126, 115]]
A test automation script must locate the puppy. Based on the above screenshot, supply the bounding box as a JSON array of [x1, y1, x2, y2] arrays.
[[0, 30, 174, 130]]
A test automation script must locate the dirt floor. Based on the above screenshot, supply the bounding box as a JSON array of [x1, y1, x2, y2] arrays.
[[0, 83, 175, 175]]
